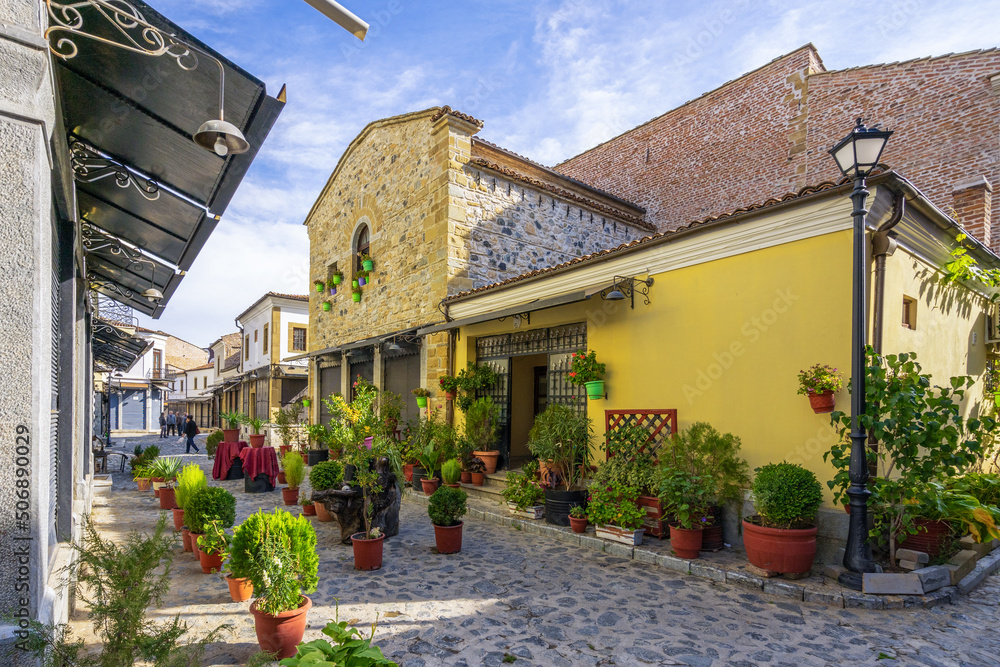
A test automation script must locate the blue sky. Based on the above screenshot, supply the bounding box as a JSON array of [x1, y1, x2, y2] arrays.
[[137, 0, 1000, 346]]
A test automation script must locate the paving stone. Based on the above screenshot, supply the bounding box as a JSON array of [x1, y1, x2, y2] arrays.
[[656, 553, 691, 574], [950, 549, 978, 567], [843, 591, 885, 609], [726, 570, 764, 590], [763, 580, 804, 600], [958, 563, 991, 595], [946, 557, 977, 585], [804, 589, 844, 607], [690, 562, 726, 582], [603, 541, 634, 559], [959, 535, 992, 560], [895, 548, 930, 564], [863, 573, 924, 595], [916, 566, 951, 593], [897, 559, 923, 571]]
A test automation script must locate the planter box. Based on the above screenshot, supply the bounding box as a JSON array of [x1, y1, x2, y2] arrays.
[[596, 524, 645, 546], [637, 495, 668, 539], [507, 502, 544, 520]]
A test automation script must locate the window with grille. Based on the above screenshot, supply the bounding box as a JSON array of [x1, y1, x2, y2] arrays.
[[354, 224, 370, 272], [292, 327, 307, 351]]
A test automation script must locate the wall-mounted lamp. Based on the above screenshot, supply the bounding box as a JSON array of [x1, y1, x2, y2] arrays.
[[600, 276, 654, 309]]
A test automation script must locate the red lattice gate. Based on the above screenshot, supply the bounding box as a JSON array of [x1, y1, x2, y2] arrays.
[[604, 409, 678, 538]]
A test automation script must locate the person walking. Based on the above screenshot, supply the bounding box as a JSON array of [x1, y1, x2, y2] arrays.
[[167, 411, 176, 436], [184, 414, 200, 454], [158, 411, 167, 438]]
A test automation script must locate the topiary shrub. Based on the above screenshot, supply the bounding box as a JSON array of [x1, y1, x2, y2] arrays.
[[428, 485, 467, 527], [309, 459, 344, 491], [175, 463, 207, 509], [229, 509, 318, 616], [750, 462, 823, 529], [441, 458, 462, 484], [283, 451, 306, 489], [205, 430, 224, 459], [185, 486, 236, 534]]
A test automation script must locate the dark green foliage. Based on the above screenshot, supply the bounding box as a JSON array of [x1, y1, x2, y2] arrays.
[[455, 362, 498, 411], [230, 509, 319, 616], [278, 607, 396, 666], [658, 469, 714, 529], [205, 430, 224, 459], [309, 459, 344, 491], [428, 485, 467, 527], [185, 486, 236, 534], [501, 471, 544, 510], [954, 472, 1000, 507], [594, 426, 658, 496], [660, 422, 750, 506], [751, 462, 823, 529], [527, 404, 592, 490]]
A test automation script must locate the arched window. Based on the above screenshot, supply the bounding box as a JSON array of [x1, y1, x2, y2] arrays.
[[354, 224, 370, 273]]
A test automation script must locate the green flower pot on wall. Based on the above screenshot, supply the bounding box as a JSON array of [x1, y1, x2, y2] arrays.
[[352, 292, 361, 303], [314, 282, 324, 293], [332, 274, 342, 285], [322, 302, 331, 312], [362, 259, 374, 272], [352, 279, 359, 289], [585, 380, 605, 400]]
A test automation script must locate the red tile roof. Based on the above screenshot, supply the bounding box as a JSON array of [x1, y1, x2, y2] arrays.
[[430, 105, 484, 128]]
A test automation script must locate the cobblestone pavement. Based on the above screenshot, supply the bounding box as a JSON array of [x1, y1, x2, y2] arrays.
[[82, 434, 1000, 667]]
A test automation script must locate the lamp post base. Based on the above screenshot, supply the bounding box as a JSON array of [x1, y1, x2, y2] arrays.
[[838, 570, 863, 591]]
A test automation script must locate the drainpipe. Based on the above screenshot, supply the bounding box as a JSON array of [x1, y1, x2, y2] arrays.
[[446, 328, 457, 426], [871, 193, 905, 354]]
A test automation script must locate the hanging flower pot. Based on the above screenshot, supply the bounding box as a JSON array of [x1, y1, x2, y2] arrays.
[[322, 302, 332, 312], [993, 391, 1000, 409], [415, 396, 428, 408], [302, 398, 311, 408], [332, 273, 343, 285], [358, 276, 367, 287], [352, 291, 361, 303], [806, 391, 836, 414], [328, 286, 337, 296], [444, 390, 456, 401], [351, 279, 359, 289], [584, 380, 605, 400], [362, 259, 374, 272], [314, 282, 324, 293]]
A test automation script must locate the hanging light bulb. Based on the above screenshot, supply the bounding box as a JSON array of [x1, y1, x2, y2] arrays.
[[214, 136, 229, 157]]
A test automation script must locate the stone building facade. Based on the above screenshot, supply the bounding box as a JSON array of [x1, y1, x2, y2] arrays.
[[556, 44, 1000, 250], [303, 107, 649, 423]]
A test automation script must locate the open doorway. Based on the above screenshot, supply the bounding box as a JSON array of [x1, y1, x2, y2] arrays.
[[509, 353, 547, 468]]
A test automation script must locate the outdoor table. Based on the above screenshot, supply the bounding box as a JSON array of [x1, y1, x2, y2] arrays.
[[241, 446, 279, 488], [212, 441, 249, 480]]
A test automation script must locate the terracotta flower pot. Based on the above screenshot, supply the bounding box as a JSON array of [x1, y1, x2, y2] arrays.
[[421, 478, 439, 495], [136, 477, 152, 492], [279, 445, 291, 456], [281, 487, 299, 506], [569, 516, 588, 534], [250, 595, 312, 660], [403, 463, 414, 483], [189, 532, 204, 559], [302, 504, 316, 516], [473, 451, 499, 474], [277, 471, 287, 485], [181, 526, 193, 552], [433, 522, 463, 554], [249, 434, 266, 448], [807, 391, 836, 414], [151, 477, 164, 498], [314, 501, 333, 522], [899, 518, 952, 557], [171, 507, 185, 531], [226, 575, 253, 602], [471, 472, 485, 486], [742, 519, 817, 574], [158, 487, 177, 510], [460, 471, 472, 484], [669, 524, 704, 559], [351, 533, 385, 570], [222, 428, 240, 443], [445, 482, 461, 489], [444, 390, 456, 401], [199, 548, 224, 574]]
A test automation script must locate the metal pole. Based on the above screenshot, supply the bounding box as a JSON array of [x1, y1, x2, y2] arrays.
[[839, 175, 879, 590]]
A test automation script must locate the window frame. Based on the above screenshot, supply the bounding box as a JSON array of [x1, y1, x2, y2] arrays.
[[292, 327, 307, 352]]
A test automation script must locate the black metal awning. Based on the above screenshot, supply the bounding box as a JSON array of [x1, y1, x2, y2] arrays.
[[54, 0, 284, 317], [92, 319, 153, 371]]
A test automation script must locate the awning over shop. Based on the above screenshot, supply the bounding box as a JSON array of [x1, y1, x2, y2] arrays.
[[92, 319, 152, 371], [417, 289, 595, 335], [53, 0, 284, 318]]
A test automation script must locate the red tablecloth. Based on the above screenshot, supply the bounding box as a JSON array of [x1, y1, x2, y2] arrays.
[[212, 441, 249, 480], [241, 447, 279, 485]]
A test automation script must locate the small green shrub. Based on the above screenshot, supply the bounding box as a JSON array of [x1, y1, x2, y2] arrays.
[[283, 451, 306, 489], [586, 483, 645, 531], [441, 458, 462, 484], [309, 459, 344, 491], [185, 486, 236, 534], [230, 509, 318, 616], [205, 430, 224, 459], [175, 464, 207, 510], [501, 472, 544, 510], [750, 462, 823, 529], [429, 485, 467, 527], [277, 604, 396, 666], [658, 469, 714, 530]]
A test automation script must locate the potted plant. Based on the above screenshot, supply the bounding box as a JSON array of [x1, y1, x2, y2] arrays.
[[195, 519, 228, 574], [427, 485, 467, 554], [331, 270, 343, 286], [300, 492, 316, 517], [314, 280, 325, 293], [352, 286, 361, 303], [465, 397, 501, 474], [150, 457, 181, 508], [468, 457, 486, 486], [743, 462, 823, 574], [797, 363, 843, 413], [441, 458, 462, 488], [412, 387, 430, 408], [220, 411, 244, 443], [224, 557, 254, 603], [569, 506, 588, 533], [133, 464, 153, 492], [282, 451, 306, 506], [439, 374, 460, 401], [230, 509, 318, 659], [357, 270, 369, 287], [527, 403, 593, 526], [659, 469, 714, 559], [322, 301, 332, 312], [351, 455, 386, 571], [569, 350, 606, 400], [587, 482, 646, 545], [414, 441, 440, 495], [309, 459, 344, 522], [361, 253, 374, 272], [173, 463, 206, 531], [455, 362, 498, 412], [596, 426, 662, 536], [186, 486, 236, 562], [243, 416, 267, 448], [501, 471, 545, 519], [303, 422, 330, 466]]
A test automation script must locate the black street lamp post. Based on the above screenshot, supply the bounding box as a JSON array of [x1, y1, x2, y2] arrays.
[[828, 118, 893, 590]]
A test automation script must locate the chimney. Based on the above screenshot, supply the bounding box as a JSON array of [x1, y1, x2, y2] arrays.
[[951, 176, 993, 249]]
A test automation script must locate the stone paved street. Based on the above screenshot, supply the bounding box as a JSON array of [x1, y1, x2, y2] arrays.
[[82, 434, 1000, 666]]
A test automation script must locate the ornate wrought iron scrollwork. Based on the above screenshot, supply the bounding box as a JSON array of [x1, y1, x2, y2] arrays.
[[71, 138, 159, 200], [599, 275, 654, 309], [82, 222, 157, 273], [45, 0, 198, 69], [496, 312, 531, 328]]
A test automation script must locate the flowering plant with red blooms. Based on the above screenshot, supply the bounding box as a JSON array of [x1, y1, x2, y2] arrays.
[[438, 375, 460, 394], [568, 350, 606, 386], [796, 364, 842, 395]]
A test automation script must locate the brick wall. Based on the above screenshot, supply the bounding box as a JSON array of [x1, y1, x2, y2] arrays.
[[556, 45, 1000, 251], [165, 335, 208, 370]]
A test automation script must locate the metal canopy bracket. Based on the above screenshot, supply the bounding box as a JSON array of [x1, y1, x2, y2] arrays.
[[600, 275, 654, 309]]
